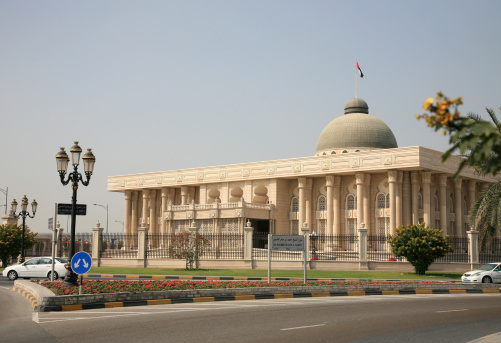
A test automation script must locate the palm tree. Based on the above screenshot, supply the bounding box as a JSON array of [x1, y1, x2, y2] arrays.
[[462, 107, 501, 248]]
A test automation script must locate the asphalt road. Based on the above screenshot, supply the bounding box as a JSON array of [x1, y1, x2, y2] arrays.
[[2, 275, 501, 343]]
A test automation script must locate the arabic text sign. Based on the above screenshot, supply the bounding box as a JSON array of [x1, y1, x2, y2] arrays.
[[270, 235, 305, 251]]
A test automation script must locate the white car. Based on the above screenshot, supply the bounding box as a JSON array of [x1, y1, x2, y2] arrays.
[[2, 257, 68, 281], [462, 263, 501, 283]]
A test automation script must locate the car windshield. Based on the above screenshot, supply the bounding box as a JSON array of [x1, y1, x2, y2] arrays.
[[479, 263, 498, 271]]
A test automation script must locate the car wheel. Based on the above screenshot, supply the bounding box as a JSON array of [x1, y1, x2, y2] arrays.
[[7, 270, 18, 281], [47, 271, 59, 280], [482, 276, 493, 283]]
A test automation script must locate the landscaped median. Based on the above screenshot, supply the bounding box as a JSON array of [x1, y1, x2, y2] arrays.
[[12, 278, 501, 313]]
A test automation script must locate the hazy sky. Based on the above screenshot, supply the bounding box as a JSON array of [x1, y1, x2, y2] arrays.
[[1, 1, 500, 235]]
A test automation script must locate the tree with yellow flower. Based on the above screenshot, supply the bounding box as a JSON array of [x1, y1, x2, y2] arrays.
[[388, 223, 452, 275], [417, 92, 501, 248], [0, 224, 38, 267]]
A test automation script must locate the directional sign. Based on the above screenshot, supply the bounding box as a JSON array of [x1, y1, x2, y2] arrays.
[[57, 203, 87, 216], [71, 251, 92, 275], [48, 218, 54, 231]]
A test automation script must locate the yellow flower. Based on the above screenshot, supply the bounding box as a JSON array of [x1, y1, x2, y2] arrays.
[[415, 114, 421, 120], [423, 98, 435, 110]]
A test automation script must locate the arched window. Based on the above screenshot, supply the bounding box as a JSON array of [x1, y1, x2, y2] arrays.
[[291, 197, 299, 212], [377, 193, 386, 209], [386, 194, 390, 208], [434, 195, 439, 212], [347, 194, 356, 210], [318, 196, 326, 211], [449, 195, 454, 213]]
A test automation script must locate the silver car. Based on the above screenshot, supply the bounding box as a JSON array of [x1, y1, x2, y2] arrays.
[[2, 257, 67, 281]]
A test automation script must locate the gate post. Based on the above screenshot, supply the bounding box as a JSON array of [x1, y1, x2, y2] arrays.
[[188, 222, 198, 269], [244, 220, 254, 268], [467, 229, 479, 270], [137, 222, 149, 267], [359, 222, 369, 270], [92, 221, 104, 266], [55, 223, 64, 258]]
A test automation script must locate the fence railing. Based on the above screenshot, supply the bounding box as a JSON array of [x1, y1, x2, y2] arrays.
[[480, 237, 501, 263], [100, 233, 138, 258]]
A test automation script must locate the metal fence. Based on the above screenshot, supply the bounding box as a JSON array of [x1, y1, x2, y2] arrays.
[[480, 237, 501, 263], [145, 233, 244, 260], [100, 233, 138, 258], [60, 233, 93, 258]]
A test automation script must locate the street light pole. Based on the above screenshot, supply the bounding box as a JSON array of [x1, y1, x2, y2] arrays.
[[115, 220, 124, 231], [0, 187, 8, 215], [11, 195, 37, 263], [56, 142, 95, 287], [93, 203, 109, 235]]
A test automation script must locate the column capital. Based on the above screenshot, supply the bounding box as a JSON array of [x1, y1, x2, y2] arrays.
[[454, 178, 463, 189], [132, 190, 139, 200], [468, 180, 476, 191], [388, 170, 398, 183], [355, 172, 364, 185], [439, 175, 448, 187], [326, 175, 334, 187], [181, 186, 188, 196], [161, 188, 169, 197], [306, 178, 313, 189], [397, 170, 403, 183], [410, 171, 420, 184], [422, 171, 432, 184], [125, 190, 131, 199], [142, 189, 149, 198], [149, 189, 156, 197], [298, 177, 307, 189], [334, 175, 341, 187]]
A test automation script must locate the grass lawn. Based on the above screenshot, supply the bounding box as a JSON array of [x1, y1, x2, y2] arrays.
[[87, 267, 463, 281]]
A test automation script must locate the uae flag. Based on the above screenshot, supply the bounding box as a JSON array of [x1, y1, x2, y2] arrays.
[[356, 61, 364, 78]]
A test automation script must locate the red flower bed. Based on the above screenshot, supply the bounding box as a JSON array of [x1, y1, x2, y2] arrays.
[[37, 279, 436, 296]]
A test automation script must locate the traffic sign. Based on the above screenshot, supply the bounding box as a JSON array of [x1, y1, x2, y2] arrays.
[[48, 218, 54, 231], [57, 203, 87, 215], [71, 251, 92, 275]]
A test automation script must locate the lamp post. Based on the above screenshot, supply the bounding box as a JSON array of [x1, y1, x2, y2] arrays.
[[309, 231, 318, 259], [0, 187, 8, 214], [11, 195, 37, 263], [93, 203, 108, 235], [115, 220, 124, 231], [56, 141, 96, 287]]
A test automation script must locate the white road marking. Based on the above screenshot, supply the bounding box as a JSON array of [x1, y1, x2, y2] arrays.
[[281, 323, 327, 331], [436, 309, 468, 313]]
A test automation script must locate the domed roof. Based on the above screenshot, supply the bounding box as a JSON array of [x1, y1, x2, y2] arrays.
[[315, 98, 398, 154]]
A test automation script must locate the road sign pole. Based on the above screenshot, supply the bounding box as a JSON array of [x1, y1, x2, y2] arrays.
[[304, 238, 307, 283], [268, 234, 271, 283]]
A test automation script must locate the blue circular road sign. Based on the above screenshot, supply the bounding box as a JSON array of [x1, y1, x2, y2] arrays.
[[71, 251, 92, 275]]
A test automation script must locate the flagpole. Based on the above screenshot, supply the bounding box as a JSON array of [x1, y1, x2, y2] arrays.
[[355, 69, 358, 98]]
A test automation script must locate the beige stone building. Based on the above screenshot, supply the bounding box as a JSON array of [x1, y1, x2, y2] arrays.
[[108, 98, 496, 238]]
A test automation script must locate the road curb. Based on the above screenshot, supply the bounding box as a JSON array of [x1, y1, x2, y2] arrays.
[[37, 288, 501, 312], [12, 285, 39, 311]]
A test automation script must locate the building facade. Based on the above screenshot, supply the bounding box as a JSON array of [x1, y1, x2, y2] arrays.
[[108, 98, 496, 238]]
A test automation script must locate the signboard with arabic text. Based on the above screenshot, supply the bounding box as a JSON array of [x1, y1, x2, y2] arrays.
[[270, 235, 305, 251]]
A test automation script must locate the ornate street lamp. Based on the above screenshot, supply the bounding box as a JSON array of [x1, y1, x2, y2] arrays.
[[56, 141, 95, 286], [11, 195, 37, 263]]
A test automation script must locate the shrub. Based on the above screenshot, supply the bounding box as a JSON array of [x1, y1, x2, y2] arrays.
[[387, 223, 452, 275]]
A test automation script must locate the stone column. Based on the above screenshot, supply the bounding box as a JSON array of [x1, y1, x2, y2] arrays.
[[305, 179, 313, 230], [92, 221, 104, 264], [388, 171, 398, 234], [422, 172, 431, 226], [124, 191, 132, 235], [326, 176, 334, 235], [468, 181, 476, 217], [402, 171, 411, 226], [298, 177, 306, 231], [454, 178, 463, 236], [358, 223, 368, 270], [439, 175, 448, 234], [467, 230, 479, 270], [181, 186, 188, 205], [149, 190, 157, 235], [396, 171, 403, 228], [333, 176, 341, 236], [411, 172, 420, 224], [356, 173, 364, 228], [363, 174, 371, 235], [161, 188, 168, 235], [141, 190, 149, 226], [131, 191, 139, 235]]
